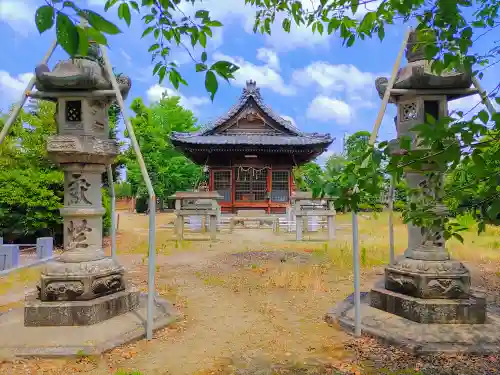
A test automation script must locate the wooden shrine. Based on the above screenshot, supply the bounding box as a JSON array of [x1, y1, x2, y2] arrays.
[[171, 80, 333, 213]]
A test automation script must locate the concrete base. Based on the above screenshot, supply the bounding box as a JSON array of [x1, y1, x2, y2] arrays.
[[24, 288, 140, 326], [370, 286, 486, 324], [325, 292, 500, 354], [0, 294, 179, 358]]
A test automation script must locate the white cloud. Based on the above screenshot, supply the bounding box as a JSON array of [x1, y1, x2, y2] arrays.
[[0, 71, 33, 110], [213, 51, 296, 96], [119, 48, 133, 66], [0, 1, 35, 36], [257, 48, 280, 71], [146, 84, 209, 113], [293, 62, 377, 95], [306, 95, 352, 125]]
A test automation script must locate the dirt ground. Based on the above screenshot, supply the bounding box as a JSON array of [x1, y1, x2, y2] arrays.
[[1, 212, 500, 375]]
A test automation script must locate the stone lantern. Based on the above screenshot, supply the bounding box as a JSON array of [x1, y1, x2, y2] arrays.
[[369, 30, 486, 324], [24, 43, 139, 326]]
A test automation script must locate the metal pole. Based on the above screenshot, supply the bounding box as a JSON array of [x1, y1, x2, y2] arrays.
[[471, 76, 497, 115], [107, 165, 117, 260], [369, 28, 412, 145], [352, 211, 361, 337], [100, 47, 157, 341], [0, 40, 58, 145], [388, 176, 395, 265]]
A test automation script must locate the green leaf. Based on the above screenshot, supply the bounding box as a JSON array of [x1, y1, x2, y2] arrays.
[[56, 13, 79, 56], [282, 18, 291, 32], [35, 6, 55, 34], [196, 63, 207, 72], [148, 43, 160, 52], [83, 9, 121, 34], [199, 32, 207, 48], [346, 35, 355, 47], [130, 1, 140, 12], [195, 10, 209, 19], [158, 66, 167, 84], [201, 51, 207, 62], [87, 27, 108, 45], [478, 109, 489, 124], [104, 0, 119, 11], [205, 70, 218, 101], [316, 21, 324, 35], [77, 27, 89, 56], [452, 232, 464, 243], [142, 26, 154, 38], [377, 27, 385, 41], [118, 3, 131, 26], [351, 0, 359, 15], [205, 20, 223, 27]]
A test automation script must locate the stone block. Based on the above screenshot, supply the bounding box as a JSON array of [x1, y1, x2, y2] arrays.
[[36, 237, 53, 259], [370, 286, 486, 324], [24, 288, 140, 326], [0, 245, 20, 271]]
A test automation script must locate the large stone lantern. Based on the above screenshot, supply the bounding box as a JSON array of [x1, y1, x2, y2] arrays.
[[369, 30, 486, 324], [24, 43, 139, 326]]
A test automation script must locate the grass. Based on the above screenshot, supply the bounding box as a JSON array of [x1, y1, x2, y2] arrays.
[[0, 267, 40, 296]]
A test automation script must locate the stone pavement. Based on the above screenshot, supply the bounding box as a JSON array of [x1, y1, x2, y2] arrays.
[[0, 294, 179, 358], [326, 291, 500, 355]]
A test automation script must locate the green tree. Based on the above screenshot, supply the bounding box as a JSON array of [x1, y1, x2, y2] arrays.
[[293, 162, 323, 191], [0, 102, 63, 241], [124, 95, 203, 209]]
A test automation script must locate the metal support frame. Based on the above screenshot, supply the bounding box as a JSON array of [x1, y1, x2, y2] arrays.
[[0, 41, 157, 341]]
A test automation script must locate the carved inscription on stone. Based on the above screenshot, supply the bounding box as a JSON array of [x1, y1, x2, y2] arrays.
[[45, 281, 84, 301], [67, 219, 92, 250], [47, 136, 79, 151], [68, 173, 92, 205]]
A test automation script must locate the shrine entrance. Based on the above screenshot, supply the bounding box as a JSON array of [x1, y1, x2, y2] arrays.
[[235, 167, 268, 203]]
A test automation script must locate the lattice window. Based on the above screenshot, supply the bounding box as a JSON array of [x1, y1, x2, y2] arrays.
[[66, 101, 82, 122], [235, 168, 268, 201], [402, 102, 418, 121], [213, 170, 231, 202], [271, 170, 289, 202]]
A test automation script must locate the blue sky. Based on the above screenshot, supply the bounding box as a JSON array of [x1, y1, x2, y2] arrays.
[[1, 0, 498, 165]]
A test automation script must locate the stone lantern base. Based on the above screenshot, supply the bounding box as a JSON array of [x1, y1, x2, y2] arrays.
[[24, 256, 140, 326], [370, 284, 486, 324]]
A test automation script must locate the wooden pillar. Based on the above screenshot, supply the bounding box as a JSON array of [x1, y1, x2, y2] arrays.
[[231, 166, 236, 213], [209, 168, 214, 191], [267, 167, 272, 214]]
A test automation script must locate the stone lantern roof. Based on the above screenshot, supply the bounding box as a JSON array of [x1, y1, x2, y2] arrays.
[[375, 30, 474, 102]]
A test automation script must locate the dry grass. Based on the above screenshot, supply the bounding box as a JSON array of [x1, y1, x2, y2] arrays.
[[0, 267, 40, 297]]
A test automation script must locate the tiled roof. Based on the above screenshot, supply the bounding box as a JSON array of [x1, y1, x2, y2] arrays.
[[170, 133, 333, 146], [198, 80, 301, 136], [171, 80, 333, 149]]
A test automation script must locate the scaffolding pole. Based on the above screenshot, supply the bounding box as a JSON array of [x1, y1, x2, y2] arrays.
[[100, 47, 157, 341]]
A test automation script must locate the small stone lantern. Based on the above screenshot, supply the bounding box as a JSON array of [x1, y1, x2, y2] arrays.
[[370, 30, 486, 324], [24, 43, 139, 326]]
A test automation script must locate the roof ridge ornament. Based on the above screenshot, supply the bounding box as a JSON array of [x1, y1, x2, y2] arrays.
[[243, 79, 260, 98]]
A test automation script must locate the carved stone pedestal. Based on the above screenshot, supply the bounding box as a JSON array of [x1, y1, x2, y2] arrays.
[[370, 284, 486, 324]]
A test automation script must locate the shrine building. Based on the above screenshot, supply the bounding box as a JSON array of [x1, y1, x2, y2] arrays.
[[170, 80, 333, 213]]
